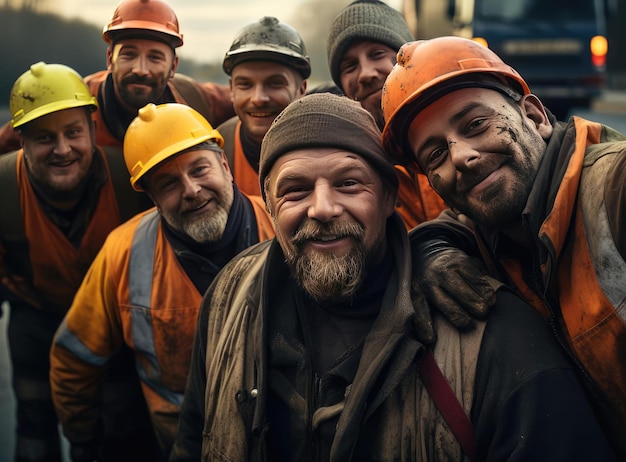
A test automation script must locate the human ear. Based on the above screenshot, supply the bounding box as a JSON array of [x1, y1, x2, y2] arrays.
[[520, 94, 553, 140]]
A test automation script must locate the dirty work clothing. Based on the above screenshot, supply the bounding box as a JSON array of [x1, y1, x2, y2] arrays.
[[51, 188, 274, 459], [0, 148, 152, 461], [413, 115, 626, 457], [394, 165, 447, 230], [171, 214, 615, 461]]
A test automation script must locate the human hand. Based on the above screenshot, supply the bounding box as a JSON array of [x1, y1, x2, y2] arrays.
[[413, 239, 497, 330], [410, 281, 435, 345]]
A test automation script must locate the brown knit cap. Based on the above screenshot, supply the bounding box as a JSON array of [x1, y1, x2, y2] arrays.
[[259, 93, 398, 200]]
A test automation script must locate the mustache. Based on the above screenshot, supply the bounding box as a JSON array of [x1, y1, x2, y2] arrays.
[[456, 170, 489, 195], [292, 219, 364, 245], [122, 75, 156, 86], [455, 158, 506, 194], [354, 77, 384, 101], [179, 193, 218, 214]]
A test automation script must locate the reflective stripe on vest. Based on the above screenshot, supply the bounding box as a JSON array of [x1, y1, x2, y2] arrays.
[[55, 318, 110, 366], [130, 210, 183, 406]]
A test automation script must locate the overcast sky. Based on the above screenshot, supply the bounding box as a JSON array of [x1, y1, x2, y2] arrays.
[[47, 0, 403, 64]]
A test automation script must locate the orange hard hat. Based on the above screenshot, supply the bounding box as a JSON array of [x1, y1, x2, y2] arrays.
[[381, 36, 530, 168], [103, 0, 183, 48]]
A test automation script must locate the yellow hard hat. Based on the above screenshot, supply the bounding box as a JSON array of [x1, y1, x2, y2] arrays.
[[10, 62, 97, 129], [124, 103, 224, 191], [382, 37, 530, 169], [103, 0, 183, 48]]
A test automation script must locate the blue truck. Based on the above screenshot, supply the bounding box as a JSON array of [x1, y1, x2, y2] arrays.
[[402, 0, 617, 118]]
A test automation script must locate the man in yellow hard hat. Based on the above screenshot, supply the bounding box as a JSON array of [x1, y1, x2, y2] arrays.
[[0, 62, 151, 462], [217, 16, 309, 196], [50, 102, 274, 460], [0, 0, 235, 155]]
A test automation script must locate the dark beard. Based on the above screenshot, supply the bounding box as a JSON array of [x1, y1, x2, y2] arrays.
[[119, 76, 159, 111]]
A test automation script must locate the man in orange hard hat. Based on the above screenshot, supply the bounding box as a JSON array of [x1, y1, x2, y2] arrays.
[[0, 0, 235, 155], [382, 35, 626, 457]]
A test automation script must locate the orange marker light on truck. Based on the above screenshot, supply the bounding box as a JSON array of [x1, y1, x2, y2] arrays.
[[590, 35, 608, 68]]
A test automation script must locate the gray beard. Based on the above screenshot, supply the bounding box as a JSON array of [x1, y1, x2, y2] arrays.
[[182, 206, 229, 243]]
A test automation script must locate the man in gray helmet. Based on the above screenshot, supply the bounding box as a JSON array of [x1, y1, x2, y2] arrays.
[[217, 16, 310, 196]]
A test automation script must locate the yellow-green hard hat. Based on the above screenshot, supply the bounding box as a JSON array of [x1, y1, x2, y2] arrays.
[[10, 61, 97, 129]]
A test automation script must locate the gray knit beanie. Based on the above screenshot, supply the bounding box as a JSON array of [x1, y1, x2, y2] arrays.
[[327, 0, 413, 91], [259, 93, 398, 201]]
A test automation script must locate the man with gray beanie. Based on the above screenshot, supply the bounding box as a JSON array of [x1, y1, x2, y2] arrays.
[[171, 93, 615, 461], [327, 0, 446, 230]]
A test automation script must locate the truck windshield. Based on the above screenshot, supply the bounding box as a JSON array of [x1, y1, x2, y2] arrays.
[[476, 0, 595, 22]]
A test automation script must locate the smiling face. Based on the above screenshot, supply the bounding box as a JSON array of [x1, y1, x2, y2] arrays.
[[265, 147, 394, 302], [406, 88, 552, 227], [108, 38, 178, 113], [339, 40, 396, 129], [229, 60, 306, 145], [20, 107, 95, 193], [144, 148, 234, 243]]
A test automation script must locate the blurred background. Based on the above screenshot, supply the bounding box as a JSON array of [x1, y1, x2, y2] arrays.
[[1, 0, 363, 125], [1, 0, 626, 461], [1, 0, 626, 120]]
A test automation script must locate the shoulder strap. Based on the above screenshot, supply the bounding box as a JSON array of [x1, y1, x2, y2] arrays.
[[419, 348, 476, 461], [0, 151, 24, 240], [171, 74, 213, 121]]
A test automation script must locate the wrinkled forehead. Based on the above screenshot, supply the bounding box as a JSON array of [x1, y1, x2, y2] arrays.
[[270, 148, 371, 177]]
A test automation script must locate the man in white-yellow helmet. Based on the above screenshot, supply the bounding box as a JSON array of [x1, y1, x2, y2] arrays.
[[50, 102, 274, 460], [0, 62, 151, 462]]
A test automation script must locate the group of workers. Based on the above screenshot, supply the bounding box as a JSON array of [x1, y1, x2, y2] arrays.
[[0, 0, 624, 461]]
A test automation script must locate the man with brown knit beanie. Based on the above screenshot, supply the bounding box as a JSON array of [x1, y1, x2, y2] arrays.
[[327, 0, 446, 230], [171, 93, 615, 461]]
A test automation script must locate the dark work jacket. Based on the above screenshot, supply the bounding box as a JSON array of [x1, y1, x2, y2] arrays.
[[412, 115, 626, 457], [171, 213, 615, 461]]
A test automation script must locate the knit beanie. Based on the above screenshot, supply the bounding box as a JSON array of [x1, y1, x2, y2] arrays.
[[259, 93, 398, 201], [327, 0, 414, 90]]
